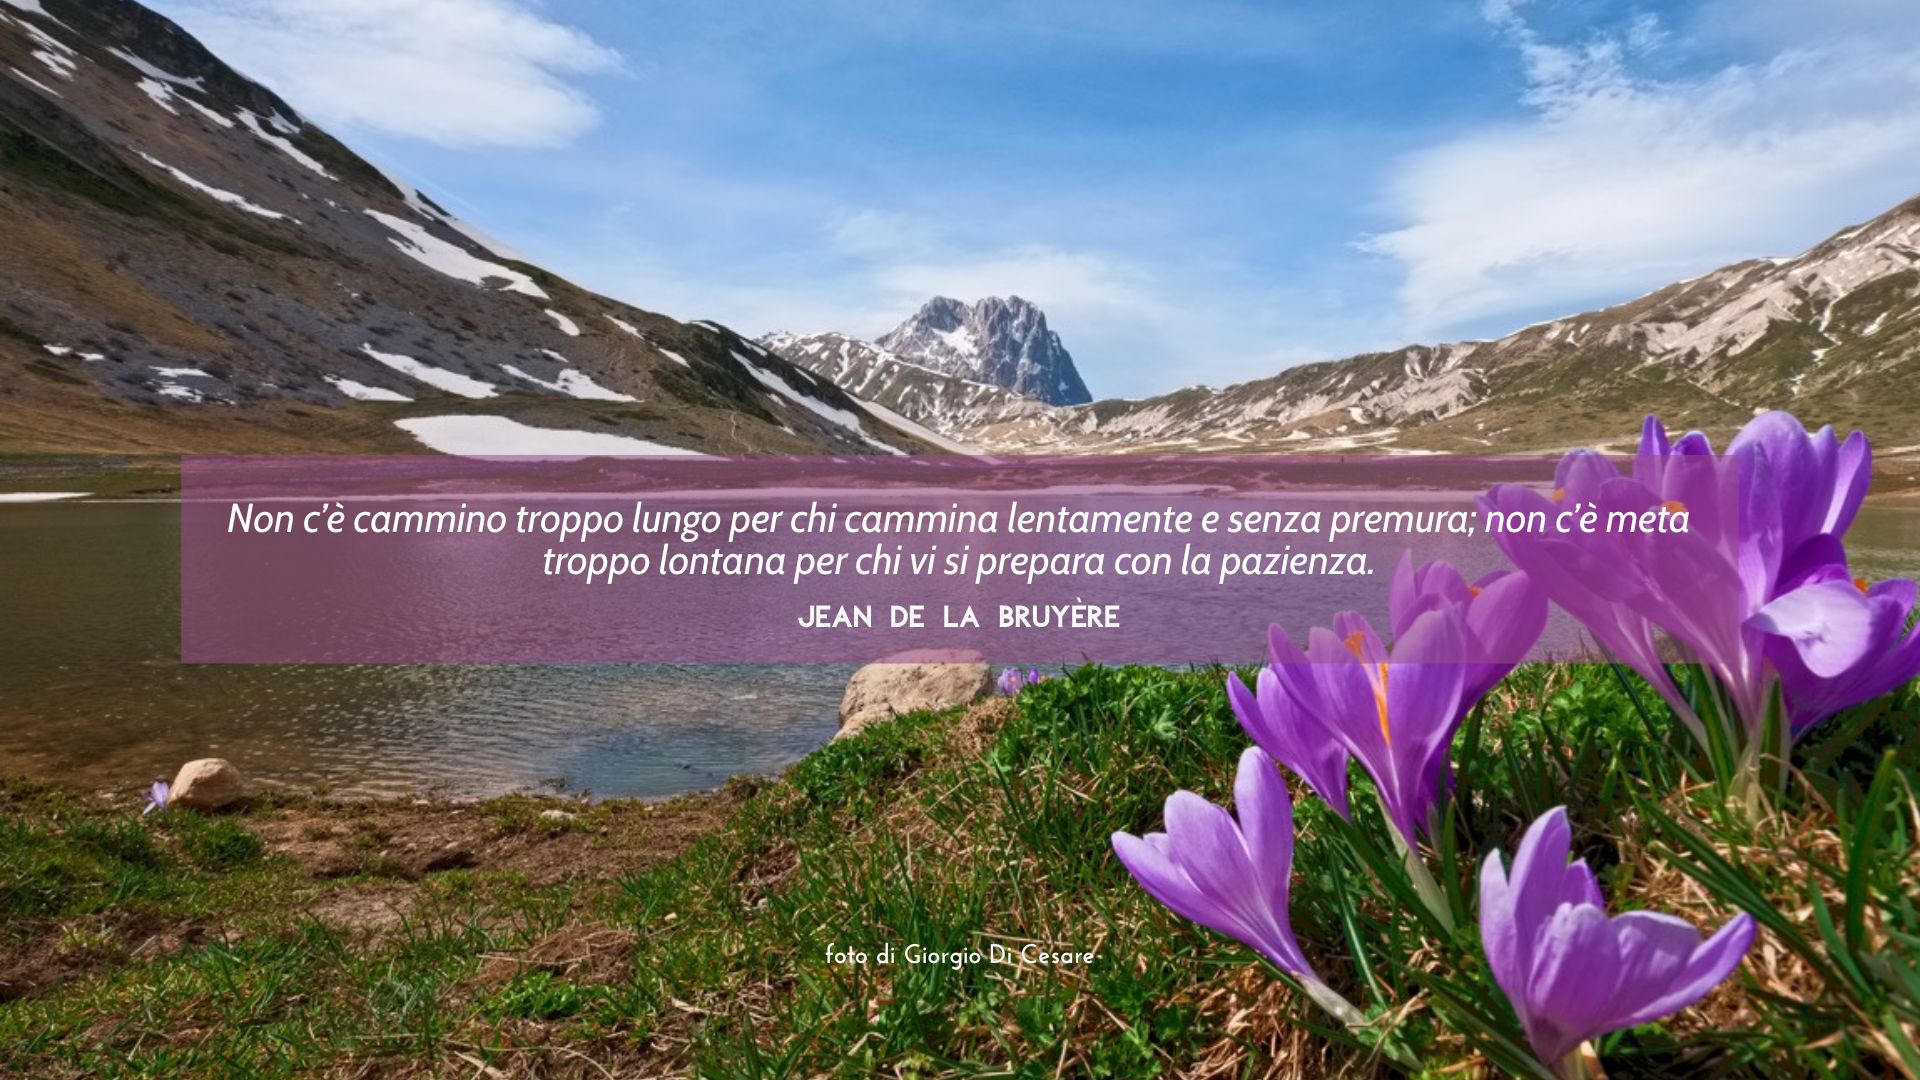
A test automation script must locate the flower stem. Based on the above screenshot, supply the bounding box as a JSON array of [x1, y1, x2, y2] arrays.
[[1392, 830, 1455, 932], [1299, 978, 1424, 1072], [1554, 1041, 1608, 1079]]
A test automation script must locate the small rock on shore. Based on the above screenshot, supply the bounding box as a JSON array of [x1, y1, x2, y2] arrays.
[[837, 663, 992, 738]]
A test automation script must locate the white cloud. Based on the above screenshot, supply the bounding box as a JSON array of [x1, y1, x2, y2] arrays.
[[148, 0, 619, 148], [1369, 6, 1920, 337]]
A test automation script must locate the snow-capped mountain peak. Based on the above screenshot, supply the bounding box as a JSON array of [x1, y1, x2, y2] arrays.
[[875, 295, 1092, 405]]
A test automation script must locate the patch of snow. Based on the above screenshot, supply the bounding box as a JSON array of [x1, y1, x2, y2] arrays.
[[44, 344, 105, 361], [325, 375, 411, 402], [935, 326, 977, 357], [8, 66, 59, 96], [157, 383, 204, 402], [360, 344, 497, 399], [544, 308, 580, 336], [733, 350, 904, 455], [134, 78, 177, 114], [373, 166, 527, 263], [395, 416, 705, 457], [235, 110, 333, 178], [500, 360, 635, 402], [31, 46, 73, 78], [605, 315, 643, 337], [136, 152, 292, 221], [153, 366, 212, 378], [363, 209, 546, 298], [107, 48, 200, 88], [0, 491, 89, 502], [12, 15, 65, 48], [851, 395, 971, 453], [656, 348, 692, 368], [3, 7, 74, 79]]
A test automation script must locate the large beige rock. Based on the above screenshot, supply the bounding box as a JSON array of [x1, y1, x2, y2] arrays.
[[837, 662, 992, 738], [170, 758, 247, 811]]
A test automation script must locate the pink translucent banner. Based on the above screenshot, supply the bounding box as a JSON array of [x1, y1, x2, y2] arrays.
[[178, 455, 1645, 665]]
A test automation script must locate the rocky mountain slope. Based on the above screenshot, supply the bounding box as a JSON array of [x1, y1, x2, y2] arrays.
[[768, 200, 1920, 457], [0, 0, 938, 456], [771, 294, 1098, 407], [833, 295, 1092, 407], [757, 330, 1047, 439]]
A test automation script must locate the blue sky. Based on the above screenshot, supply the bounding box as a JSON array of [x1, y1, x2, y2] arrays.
[[152, 0, 1920, 398]]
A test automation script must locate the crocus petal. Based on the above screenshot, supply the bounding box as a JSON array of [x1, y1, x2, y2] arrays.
[[1480, 808, 1757, 1076], [1332, 611, 1388, 665], [1229, 668, 1351, 819], [1491, 808, 1605, 991], [1161, 791, 1257, 908], [1830, 431, 1871, 536], [1111, 757, 1315, 979], [1773, 578, 1920, 734], [1602, 911, 1755, 1031], [1463, 571, 1547, 701], [1747, 579, 1876, 678], [1376, 611, 1467, 842], [1232, 748, 1316, 977], [1479, 849, 1525, 1006], [1524, 902, 1625, 1065], [1389, 550, 1421, 638], [1113, 831, 1224, 933], [1638, 414, 1671, 458]]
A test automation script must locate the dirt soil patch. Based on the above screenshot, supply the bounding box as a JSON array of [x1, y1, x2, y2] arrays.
[[255, 792, 738, 886]]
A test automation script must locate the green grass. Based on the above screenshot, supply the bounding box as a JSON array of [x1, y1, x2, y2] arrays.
[[2, 666, 1917, 1077], [0, 454, 181, 497]]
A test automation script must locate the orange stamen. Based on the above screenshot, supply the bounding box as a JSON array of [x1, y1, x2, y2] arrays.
[[1855, 577, 1871, 594], [1661, 499, 1687, 514], [1374, 663, 1391, 745], [1340, 631, 1391, 744], [1551, 487, 1567, 502], [1468, 585, 1484, 597]]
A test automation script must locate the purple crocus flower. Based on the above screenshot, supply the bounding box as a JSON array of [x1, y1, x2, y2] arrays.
[[1112, 747, 1364, 1024], [1481, 411, 1916, 749], [1387, 553, 1548, 707], [1228, 664, 1352, 820], [997, 667, 1047, 695], [1726, 409, 1870, 557], [1234, 558, 1544, 838], [1262, 607, 1467, 850], [1480, 807, 1756, 1077], [1113, 747, 1317, 979], [1757, 554, 1920, 736], [142, 780, 170, 816]]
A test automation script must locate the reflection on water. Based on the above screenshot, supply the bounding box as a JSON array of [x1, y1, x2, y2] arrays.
[[0, 502, 1915, 799], [0, 502, 848, 798]]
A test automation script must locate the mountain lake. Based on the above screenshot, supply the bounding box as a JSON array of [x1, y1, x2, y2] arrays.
[[1, 500, 1915, 800]]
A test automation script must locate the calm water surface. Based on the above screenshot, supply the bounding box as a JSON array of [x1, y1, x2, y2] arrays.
[[1, 501, 1915, 799], [0, 502, 849, 798]]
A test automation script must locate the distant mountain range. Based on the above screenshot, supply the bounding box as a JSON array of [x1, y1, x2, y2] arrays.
[[766, 201, 1920, 457], [0, 0, 939, 456]]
